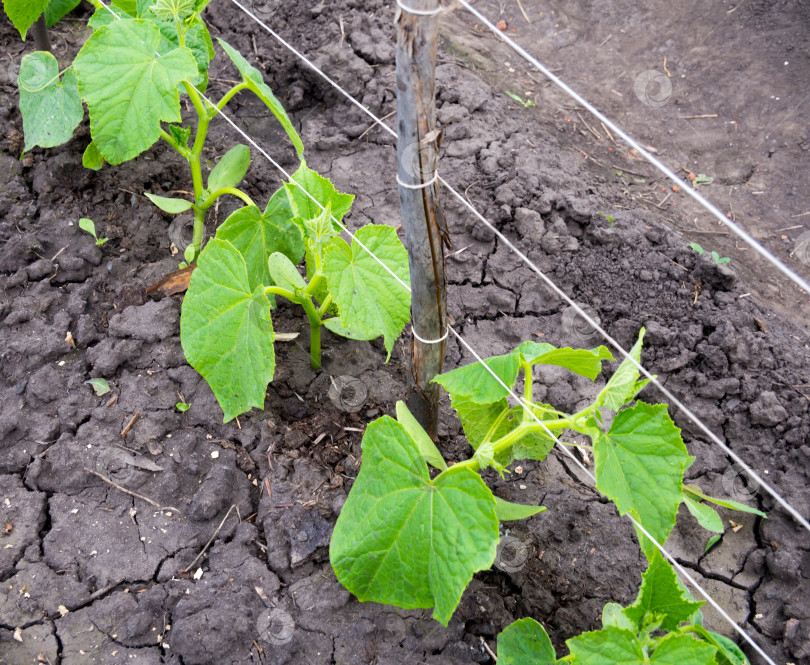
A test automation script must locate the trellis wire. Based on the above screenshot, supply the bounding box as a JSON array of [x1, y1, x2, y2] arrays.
[[226, 0, 810, 535], [88, 2, 784, 659], [456, 0, 810, 298]]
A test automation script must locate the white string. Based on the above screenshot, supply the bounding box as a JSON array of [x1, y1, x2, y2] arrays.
[[397, 171, 439, 189], [90, 4, 786, 659], [455, 0, 810, 298], [396, 0, 445, 16], [412, 326, 449, 344], [224, 0, 810, 535]]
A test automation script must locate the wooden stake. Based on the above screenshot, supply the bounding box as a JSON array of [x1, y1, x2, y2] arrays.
[[395, 0, 450, 438], [32, 14, 51, 53]]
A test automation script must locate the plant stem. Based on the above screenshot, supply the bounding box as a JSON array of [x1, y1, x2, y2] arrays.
[[522, 361, 533, 422], [450, 416, 571, 475], [159, 129, 189, 159], [300, 298, 323, 370], [264, 287, 323, 369], [182, 82, 213, 263], [214, 83, 250, 113], [200, 187, 255, 210]]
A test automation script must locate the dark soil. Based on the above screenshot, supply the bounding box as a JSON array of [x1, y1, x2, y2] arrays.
[[1, 1, 809, 664]]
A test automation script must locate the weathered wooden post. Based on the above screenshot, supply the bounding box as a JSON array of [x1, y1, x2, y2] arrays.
[[32, 14, 51, 53], [395, 0, 450, 437]]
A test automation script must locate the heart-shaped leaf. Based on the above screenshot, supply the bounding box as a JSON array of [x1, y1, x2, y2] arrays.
[[18, 52, 83, 152], [73, 19, 197, 164], [180, 238, 274, 422], [322, 225, 410, 359], [593, 402, 691, 558], [330, 416, 498, 625], [215, 189, 304, 291], [3, 0, 49, 39], [497, 618, 556, 665]]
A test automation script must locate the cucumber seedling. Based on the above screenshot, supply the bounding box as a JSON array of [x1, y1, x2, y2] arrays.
[[17, 0, 412, 423], [331, 331, 763, 661]]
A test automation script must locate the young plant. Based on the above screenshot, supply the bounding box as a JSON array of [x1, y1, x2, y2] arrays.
[[78, 217, 108, 247], [496, 550, 751, 664], [16, 0, 412, 423], [691, 243, 731, 265], [179, 165, 411, 422], [506, 91, 536, 108], [330, 330, 764, 643], [18, 0, 292, 263]]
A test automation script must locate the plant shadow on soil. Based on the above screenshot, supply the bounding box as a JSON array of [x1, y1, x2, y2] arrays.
[[0, 1, 809, 664]]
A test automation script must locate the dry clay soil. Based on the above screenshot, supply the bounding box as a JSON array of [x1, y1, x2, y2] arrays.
[[1, 1, 809, 664]]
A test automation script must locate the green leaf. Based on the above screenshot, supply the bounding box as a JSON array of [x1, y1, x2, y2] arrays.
[[601, 603, 636, 631], [569, 628, 716, 665], [595, 328, 646, 411], [303, 202, 339, 245], [85, 378, 111, 396], [73, 19, 197, 164], [690, 242, 704, 255], [217, 38, 304, 159], [690, 629, 748, 665], [322, 317, 378, 340], [168, 124, 191, 147], [78, 218, 97, 239], [704, 534, 721, 553], [2, 0, 49, 39], [497, 618, 556, 664], [82, 142, 105, 170], [624, 550, 703, 632], [208, 144, 251, 192], [651, 633, 716, 665], [501, 405, 556, 463], [494, 496, 546, 522], [516, 342, 614, 380], [267, 252, 306, 294], [330, 416, 498, 626], [149, 13, 213, 88], [285, 162, 354, 227], [175, 401, 190, 412], [450, 395, 511, 449], [180, 238, 275, 422], [434, 353, 521, 404], [322, 225, 410, 360], [215, 190, 304, 291], [450, 396, 553, 473], [137, 0, 157, 15], [112, 0, 138, 14], [88, 3, 130, 30], [683, 495, 724, 533], [683, 485, 766, 519], [396, 401, 447, 471], [593, 402, 691, 558], [144, 192, 193, 213], [18, 53, 83, 152], [151, 0, 194, 19], [567, 627, 645, 665], [45, 0, 81, 26]]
